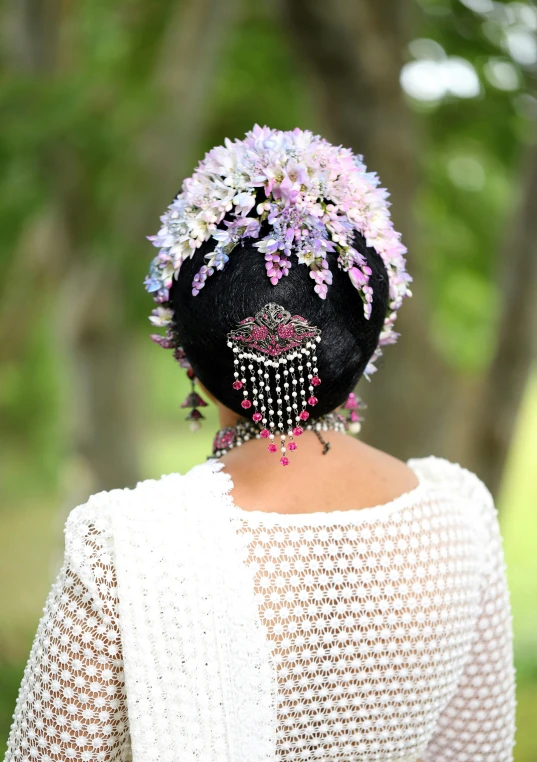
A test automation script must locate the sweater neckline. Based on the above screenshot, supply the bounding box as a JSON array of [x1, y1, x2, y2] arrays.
[[204, 456, 435, 526]]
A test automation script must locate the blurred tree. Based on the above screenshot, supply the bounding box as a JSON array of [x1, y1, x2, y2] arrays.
[[277, 0, 537, 496], [469, 137, 537, 494], [1, 0, 536, 502], [276, 0, 456, 462], [1, 0, 239, 496], [413, 0, 537, 495]]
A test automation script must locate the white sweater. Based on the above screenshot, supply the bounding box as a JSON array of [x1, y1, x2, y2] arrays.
[[4, 456, 516, 762]]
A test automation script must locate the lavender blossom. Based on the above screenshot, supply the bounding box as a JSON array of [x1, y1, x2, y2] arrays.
[[145, 125, 412, 377]]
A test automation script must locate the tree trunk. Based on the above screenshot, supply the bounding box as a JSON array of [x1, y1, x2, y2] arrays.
[[6, 0, 140, 493], [7, 0, 240, 494], [277, 0, 455, 458], [135, 0, 241, 224], [464, 139, 537, 496]]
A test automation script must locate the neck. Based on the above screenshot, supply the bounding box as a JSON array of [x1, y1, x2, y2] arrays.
[[218, 406, 247, 429]]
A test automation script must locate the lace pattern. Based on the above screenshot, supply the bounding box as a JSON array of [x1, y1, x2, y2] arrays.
[[5, 496, 131, 761], [230, 472, 514, 760], [4, 456, 516, 762]]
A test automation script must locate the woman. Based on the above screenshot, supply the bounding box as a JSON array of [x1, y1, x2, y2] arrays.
[[5, 126, 515, 762]]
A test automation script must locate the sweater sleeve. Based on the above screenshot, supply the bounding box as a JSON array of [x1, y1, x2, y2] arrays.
[[422, 473, 516, 762], [4, 493, 131, 762]]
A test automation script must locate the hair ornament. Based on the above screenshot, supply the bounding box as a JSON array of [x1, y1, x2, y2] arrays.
[[211, 412, 347, 460], [145, 124, 412, 380], [227, 303, 322, 465], [342, 392, 367, 434]]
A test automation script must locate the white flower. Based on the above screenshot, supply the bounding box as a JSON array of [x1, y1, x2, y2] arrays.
[[232, 192, 256, 216], [253, 238, 277, 254], [188, 217, 212, 240], [296, 249, 315, 266], [149, 307, 173, 327]]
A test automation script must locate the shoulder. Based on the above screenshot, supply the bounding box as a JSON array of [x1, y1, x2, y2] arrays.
[[62, 473, 187, 583], [64, 460, 224, 537], [409, 456, 506, 573], [408, 454, 500, 539], [65, 471, 187, 541], [408, 455, 494, 505]]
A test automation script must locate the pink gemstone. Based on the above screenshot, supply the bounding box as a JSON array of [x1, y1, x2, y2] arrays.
[[268, 443, 277, 453], [232, 380, 243, 390], [260, 429, 270, 438], [251, 325, 268, 341], [280, 456, 290, 466], [308, 396, 318, 406], [293, 426, 303, 437], [299, 411, 309, 421], [252, 412, 262, 422], [241, 399, 252, 409], [277, 323, 295, 339], [288, 442, 297, 451], [311, 376, 321, 386]]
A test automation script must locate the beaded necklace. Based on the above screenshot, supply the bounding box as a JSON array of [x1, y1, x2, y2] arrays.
[[211, 412, 348, 459]]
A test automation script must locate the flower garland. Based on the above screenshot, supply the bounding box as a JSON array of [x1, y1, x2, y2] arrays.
[[145, 125, 412, 379]]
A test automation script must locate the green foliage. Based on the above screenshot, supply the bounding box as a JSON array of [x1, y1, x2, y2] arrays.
[[1, 2, 536, 756], [206, 4, 319, 147], [412, 0, 536, 371]]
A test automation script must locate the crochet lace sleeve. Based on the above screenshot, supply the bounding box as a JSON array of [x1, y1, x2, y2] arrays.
[[422, 472, 516, 762], [4, 493, 131, 762]]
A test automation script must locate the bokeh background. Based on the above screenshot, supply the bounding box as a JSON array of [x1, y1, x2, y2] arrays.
[[1, 0, 536, 757]]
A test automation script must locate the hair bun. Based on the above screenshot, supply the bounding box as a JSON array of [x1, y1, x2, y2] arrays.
[[145, 124, 412, 380]]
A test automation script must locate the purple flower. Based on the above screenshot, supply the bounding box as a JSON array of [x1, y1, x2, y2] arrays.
[[349, 266, 368, 289], [145, 124, 412, 376]]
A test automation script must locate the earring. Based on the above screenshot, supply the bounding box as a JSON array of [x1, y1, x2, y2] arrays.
[[150, 332, 209, 431], [343, 392, 366, 434], [181, 368, 208, 431], [174, 347, 208, 432]]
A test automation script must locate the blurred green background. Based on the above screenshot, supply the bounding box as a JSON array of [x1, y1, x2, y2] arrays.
[[1, 0, 536, 758]]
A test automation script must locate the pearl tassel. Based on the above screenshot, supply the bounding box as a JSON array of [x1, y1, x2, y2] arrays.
[[227, 304, 325, 466]]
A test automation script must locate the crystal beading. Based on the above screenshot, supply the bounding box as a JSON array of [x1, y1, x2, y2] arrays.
[[227, 303, 323, 465], [210, 412, 348, 459]]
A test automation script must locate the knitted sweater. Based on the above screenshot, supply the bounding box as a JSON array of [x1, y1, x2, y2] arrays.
[[4, 456, 516, 762]]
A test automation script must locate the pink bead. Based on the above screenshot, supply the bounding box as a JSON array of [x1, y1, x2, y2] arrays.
[[293, 426, 303, 437], [288, 442, 297, 451], [308, 396, 318, 406], [268, 443, 277, 453], [311, 376, 321, 386], [299, 411, 309, 421], [260, 428, 270, 438], [251, 325, 268, 341], [280, 456, 290, 466], [252, 412, 262, 422], [241, 399, 252, 409], [232, 380, 243, 390], [277, 323, 295, 339]]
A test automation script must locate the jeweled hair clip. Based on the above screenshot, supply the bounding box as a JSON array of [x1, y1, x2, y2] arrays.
[[227, 303, 322, 466]]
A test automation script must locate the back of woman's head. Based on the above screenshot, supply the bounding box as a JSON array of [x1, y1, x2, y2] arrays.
[[169, 228, 390, 418], [145, 126, 411, 424]]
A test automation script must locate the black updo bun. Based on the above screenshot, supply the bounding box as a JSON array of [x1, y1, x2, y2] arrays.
[[170, 229, 389, 419]]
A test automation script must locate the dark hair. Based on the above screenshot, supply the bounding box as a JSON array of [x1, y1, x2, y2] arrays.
[[170, 230, 390, 418]]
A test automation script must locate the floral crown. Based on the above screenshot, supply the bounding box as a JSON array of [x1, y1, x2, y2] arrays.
[[145, 124, 412, 379]]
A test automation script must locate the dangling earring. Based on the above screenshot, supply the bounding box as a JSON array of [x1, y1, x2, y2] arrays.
[[175, 346, 208, 432], [343, 392, 366, 434], [150, 332, 209, 431]]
